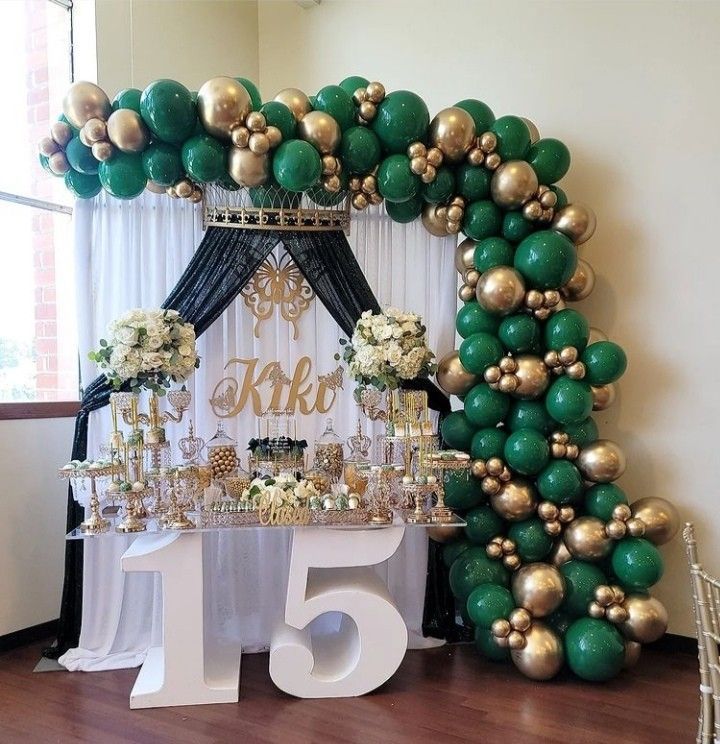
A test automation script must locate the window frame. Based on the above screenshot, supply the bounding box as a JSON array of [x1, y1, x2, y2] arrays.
[[0, 0, 79, 420]]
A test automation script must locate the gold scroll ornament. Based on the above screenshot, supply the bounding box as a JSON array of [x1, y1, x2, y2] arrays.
[[210, 356, 344, 417], [241, 251, 315, 341]]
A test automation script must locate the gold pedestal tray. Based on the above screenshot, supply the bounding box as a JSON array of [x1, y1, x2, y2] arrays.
[[59, 464, 122, 535], [421, 455, 470, 524], [401, 482, 437, 524]]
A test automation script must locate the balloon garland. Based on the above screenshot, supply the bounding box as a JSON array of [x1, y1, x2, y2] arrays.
[[39, 75, 681, 682]]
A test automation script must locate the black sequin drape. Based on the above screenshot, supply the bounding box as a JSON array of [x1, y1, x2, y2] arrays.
[[48, 226, 454, 658]]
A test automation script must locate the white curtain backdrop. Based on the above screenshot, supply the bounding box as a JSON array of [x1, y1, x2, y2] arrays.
[[59, 192, 457, 672]]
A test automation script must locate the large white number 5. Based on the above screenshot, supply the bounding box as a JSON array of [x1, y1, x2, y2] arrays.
[[269, 526, 408, 698]]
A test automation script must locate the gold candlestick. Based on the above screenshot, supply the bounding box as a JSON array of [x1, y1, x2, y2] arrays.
[[162, 472, 195, 530]]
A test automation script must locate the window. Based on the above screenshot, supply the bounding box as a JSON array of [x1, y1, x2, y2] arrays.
[[0, 0, 79, 417]]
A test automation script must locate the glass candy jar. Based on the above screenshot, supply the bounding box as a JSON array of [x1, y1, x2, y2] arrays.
[[313, 417, 344, 482], [343, 421, 371, 496], [206, 421, 238, 478]]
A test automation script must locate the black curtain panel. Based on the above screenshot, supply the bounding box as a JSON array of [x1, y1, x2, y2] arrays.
[[49, 226, 455, 658]]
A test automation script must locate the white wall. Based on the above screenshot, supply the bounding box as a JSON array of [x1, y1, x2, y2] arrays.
[[0, 418, 75, 635], [258, 0, 720, 637]]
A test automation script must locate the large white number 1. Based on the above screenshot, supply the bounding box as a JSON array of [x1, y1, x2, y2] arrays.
[[269, 526, 408, 698]]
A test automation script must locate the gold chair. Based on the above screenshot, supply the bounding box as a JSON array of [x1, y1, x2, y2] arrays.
[[684, 522, 720, 744]]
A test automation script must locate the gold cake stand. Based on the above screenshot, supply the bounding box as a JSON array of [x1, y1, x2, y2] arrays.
[[421, 456, 470, 524], [59, 464, 122, 534]]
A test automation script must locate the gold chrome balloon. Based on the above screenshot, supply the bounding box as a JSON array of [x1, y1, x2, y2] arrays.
[[511, 622, 564, 681], [630, 497, 680, 545], [228, 146, 269, 187], [274, 87, 312, 121], [552, 203, 597, 244], [623, 640, 642, 669], [620, 595, 668, 643], [436, 351, 479, 396], [592, 384, 616, 411], [512, 563, 565, 617], [513, 355, 550, 399], [421, 203, 450, 237], [491, 479, 538, 521], [427, 525, 464, 543], [62, 81, 111, 129], [563, 516, 612, 560], [39, 136, 59, 157], [428, 107, 476, 163], [520, 117, 540, 144], [577, 439, 626, 483], [106, 109, 150, 153], [83, 118, 107, 144], [455, 238, 476, 275], [197, 77, 252, 140], [475, 266, 526, 315], [48, 151, 70, 175], [549, 539, 573, 567], [50, 121, 73, 148], [458, 283, 476, 302], [490, 161, 539, 209], [562, 258, 595, 301], [91, 141, 113, 162], [297, 110, 341, 154]]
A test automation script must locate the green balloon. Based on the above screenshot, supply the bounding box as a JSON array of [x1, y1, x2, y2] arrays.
[[339, 126, 381, 174], [504, 428, 550, 476], [546, 609, 573, 637], [456, 301, 500, 339], [563, 417, 599, 448], [463, 200, 503, 241], [260, 101, 296, 141], [514, 230, 578, 289], [339, 75, 369, 97], [449, 546, 510, 602], [502, 211, 536, 242], [112, 88, 142, 114], [377, 154, 420, 203], [371, 90, 429, 153], [565, 617, 625, 681], [64, 169, 101, 199], [141, 142, 183, 186], [273, 139, 322, 192], [38, 153, 54, 175], [551, 185, 568, 209], [464, 383, 511, 428], [98, 152, 146, 199], [443, 538, 471, 569], [537, 459, 584, 504], [140, 79, 196, 144], [422, 167, 455, 203], [235, 77, 262, 110], [582, 341, 628, 385], [65, 136, 98, 175], [507, 400, 556, 435], [585, 484, 628, 522], [181, 134, 225, 183], [444, 471, 485, 510], [465, 505, 504, 545], [474, 237, 514, 272], [455, 163, 491, 202], [544, 309, 590, 352], [459, 332, 504, 375], [455, 98, 495, 133], [491, 115, 531, 160], [611, 537, 664, 591], [560, 561, 607, 616], [471, 427, 508, 461], [499, 314, 542, 354], [475, 626, 510, 662], [528, 138, 571, 184], [386, 194, 423, 223], [545, 378, 593, 425], [314, 85, 355, 131], [441, 411, 477, 451], [508, 518, 553, 561], [249, 178, 302, 208], [467, 584, 514, 628]]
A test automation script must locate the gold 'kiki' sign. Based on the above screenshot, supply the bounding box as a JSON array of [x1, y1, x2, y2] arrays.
[[209, 356, 344, 417]]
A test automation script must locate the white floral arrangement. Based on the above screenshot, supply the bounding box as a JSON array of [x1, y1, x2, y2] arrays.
[[240, 475, 320, 509], [339, 308, 437, 399], [89, 308, 200, 394]]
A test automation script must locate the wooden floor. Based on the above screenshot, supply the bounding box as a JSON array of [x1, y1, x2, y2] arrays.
[[0, 639, 699, 744]]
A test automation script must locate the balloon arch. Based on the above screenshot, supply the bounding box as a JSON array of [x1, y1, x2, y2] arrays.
[[39, 75, 680, 682]]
